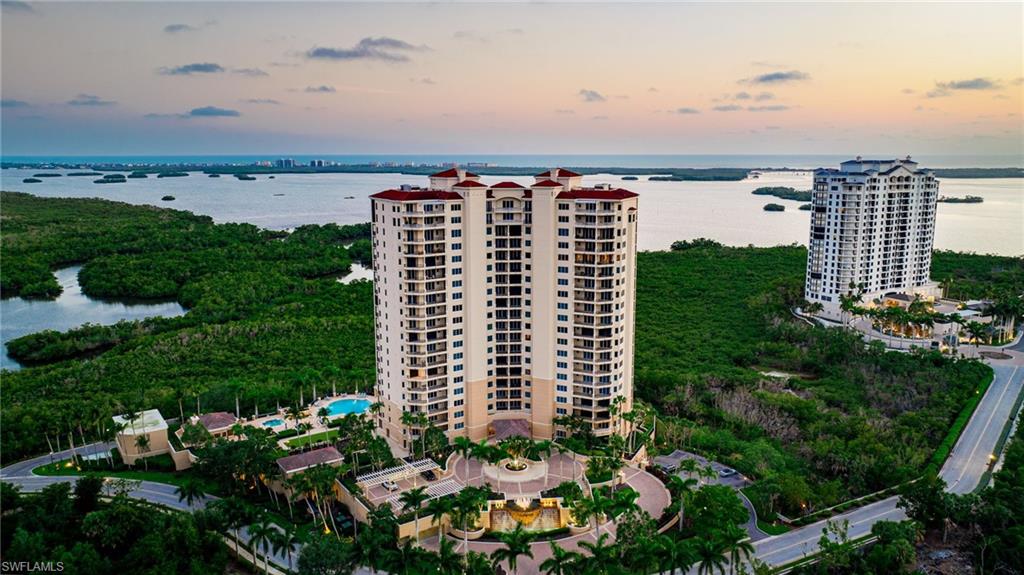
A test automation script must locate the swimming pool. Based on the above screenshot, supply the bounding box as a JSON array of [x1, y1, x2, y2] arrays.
[[326, 398, 371, 417], [262, 418, 285, 427]]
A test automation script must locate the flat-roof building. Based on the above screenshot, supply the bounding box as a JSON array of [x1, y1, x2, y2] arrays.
[[370, 168, 638, 449]]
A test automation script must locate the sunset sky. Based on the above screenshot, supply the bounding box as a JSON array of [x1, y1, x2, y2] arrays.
[[2, 1, 1022, 157]]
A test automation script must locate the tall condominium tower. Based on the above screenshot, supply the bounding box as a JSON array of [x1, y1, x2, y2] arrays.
[[370, 168, 638, 449], [805, 156, 940, 318]]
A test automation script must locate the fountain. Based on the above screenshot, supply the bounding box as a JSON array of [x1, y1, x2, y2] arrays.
[[488, 498, 567, 533]]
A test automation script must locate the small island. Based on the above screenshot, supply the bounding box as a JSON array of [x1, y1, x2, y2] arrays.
[[621, 176, 638, 181], [208, 174, 221, 178], [31, 173, 62, 178], [235, 174, 257, 181], [752, 186, 812, 202], [161, 195, 176, 202], [127, 172, 148, 179], [763, 203, 786, 212], [156, 171, 189, 178], [799, 203, 812, 211], [937, 195, 983, 204], [22, 178, 42, 183], [67, 172, 103, 177], [94, 174, 127, 184]]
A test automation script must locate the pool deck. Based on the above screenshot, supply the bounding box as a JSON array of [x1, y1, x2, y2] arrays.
[[239, 394, 372, 450]]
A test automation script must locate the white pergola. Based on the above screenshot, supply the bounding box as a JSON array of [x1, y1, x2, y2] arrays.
[[386, 478, 464, 511], [356, 458, 440, 489]]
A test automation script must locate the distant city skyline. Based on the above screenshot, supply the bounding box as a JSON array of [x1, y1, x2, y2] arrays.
[[1, 1, 1022, 157]]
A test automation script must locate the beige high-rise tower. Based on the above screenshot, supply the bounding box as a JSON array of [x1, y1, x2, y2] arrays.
[[370, 168, 638, 450]]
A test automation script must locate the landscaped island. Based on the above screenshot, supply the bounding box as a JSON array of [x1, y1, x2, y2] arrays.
[[763, 203, 785, 211]]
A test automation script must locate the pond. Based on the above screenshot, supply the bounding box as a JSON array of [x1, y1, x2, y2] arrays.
[[1, 266, 187, 370]]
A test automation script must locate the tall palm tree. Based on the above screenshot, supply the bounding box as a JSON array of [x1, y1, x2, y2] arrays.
[[435, 535, 461, 575], [540, 542, 582, 575], [694, 536, 728, 575], [452, 435, 475, 481], [718, 524, 755, 575], [399, 486, 429, 545], [666, 475, 698, 531], [578, 532, 620, 574], [248, 514, 277, 575], [134, 434, 151, 470], [657, 534, 697, 575], [271, 524, 301, 571], [425, 495, 454, 535], [491, 523, 536, 575], [175, 478, 206, 509], [211, 496, 254, 557], [450, 486, 487, 560]]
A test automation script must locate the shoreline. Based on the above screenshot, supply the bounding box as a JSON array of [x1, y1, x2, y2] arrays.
[[2, 163, 1021, 181]]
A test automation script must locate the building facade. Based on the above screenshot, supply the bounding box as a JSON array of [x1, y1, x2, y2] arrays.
[[805, 157, 940, 318], [370, 168, 638, 448]]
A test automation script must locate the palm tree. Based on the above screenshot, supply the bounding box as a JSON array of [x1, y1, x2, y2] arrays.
[[435, 535, 462, 575], [452, 436, 475, 481], [578, 532, 620, 574], [271, 524, 301, 571], [399, 486, 429, 545], [499, 434, 534, 469], [718, 524, 755, 575], [577, 491, 616, 537], [666, 475, 698, 532], [425, 495, 454, 535], [175, 478, 206, 509], [248, 514, 277, 575], [286, 404, 304, 430], [491, 523, 536, 575], [540, 542, 582, 575], [317, 407, 330, 427], [211, 496, 254, 557], [694, 536, 728, 575], [134, 434, 151, 470], [450, 486, 487, 561], [485, 444, 509, 495], [657, 534, 697, 575], [966, 320, 989, 354]]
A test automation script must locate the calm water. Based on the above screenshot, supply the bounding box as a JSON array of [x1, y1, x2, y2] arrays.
[[2, 168, 1021, 254], [2, 168, 1021, 370], [0, 266, 186, 370]]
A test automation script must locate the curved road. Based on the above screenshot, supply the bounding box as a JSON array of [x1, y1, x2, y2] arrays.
[[3, 357, 1021, 574], [748, 360, 1023, 570]]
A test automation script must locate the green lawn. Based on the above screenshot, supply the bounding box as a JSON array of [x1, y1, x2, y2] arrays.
[[32, 459, 220, 494], [286, 429, 340, 449]]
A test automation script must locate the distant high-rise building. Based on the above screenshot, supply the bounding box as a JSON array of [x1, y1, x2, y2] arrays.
[[310, 159, 325, 167], [805, 157, 940, 318], [275, 158, 295, 168], [370, 168, 638, 448]]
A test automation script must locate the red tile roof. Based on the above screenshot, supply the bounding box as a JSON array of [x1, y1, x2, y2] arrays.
[[556, 188, 638, 200], [277, 446, 343, 474], [453, 180, 487, 188], [371, 190, 463, 201], [430, 168, 479, 178], [196, 412, 236, 432], [491, 181, 526, 189], [536, 168, 583, 178], [532, 179, 563, 188]]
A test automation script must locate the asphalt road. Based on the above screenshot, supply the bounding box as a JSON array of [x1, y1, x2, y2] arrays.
[[745, 362, 1024, 570]]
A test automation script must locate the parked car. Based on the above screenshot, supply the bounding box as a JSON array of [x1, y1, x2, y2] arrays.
[[420, 470, 437, 482], [719, 468, 737, 477], [383, 480, 399, 492]]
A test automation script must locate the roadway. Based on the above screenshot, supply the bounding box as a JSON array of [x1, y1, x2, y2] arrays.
[[749, 358, 1024, 569]]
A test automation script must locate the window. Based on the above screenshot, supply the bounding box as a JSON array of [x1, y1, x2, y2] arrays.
[[557, 362, 567, 369], [453, 280, 462, 288], [558, 229, 569, 237], [556, 396, 567, 403], [454, 422, 464, 430], [451, 243, 462, 250], [557, 314, 568, 321], [558, 266, 569, 274], [451, 217, 462, 224], [557, 374, 568, 381], [558, 279, 568, 286], [453, 292, 463, 300], [452, 230, 462, 238], [556, 384, 567, 392], [557, 303, 568, 310]]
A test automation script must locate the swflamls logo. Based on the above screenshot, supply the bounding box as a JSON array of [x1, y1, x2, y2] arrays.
[[0, 562, 64, 573]]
